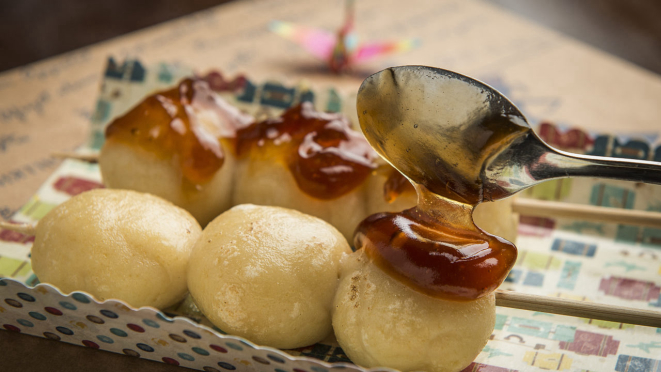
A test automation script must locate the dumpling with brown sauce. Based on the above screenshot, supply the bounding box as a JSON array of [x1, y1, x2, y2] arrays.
[[332, 250, 495, 372], [231, 103, 376, 240], [333, 178, 518, 372], [99, 78, 253, 226], [187, 204, 352, 349], [31, 189, 202, 309], [368, 167, 519, 243], [365, 159, 419, 215]]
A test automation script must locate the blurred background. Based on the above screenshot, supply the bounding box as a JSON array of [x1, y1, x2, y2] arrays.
[[1, 0, 660, 74]]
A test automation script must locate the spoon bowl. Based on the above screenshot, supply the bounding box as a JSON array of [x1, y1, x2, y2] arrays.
[[357, 66, 661, 204]]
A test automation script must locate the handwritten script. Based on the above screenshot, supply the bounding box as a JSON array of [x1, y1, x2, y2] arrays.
[[0, 91, 51, 124]]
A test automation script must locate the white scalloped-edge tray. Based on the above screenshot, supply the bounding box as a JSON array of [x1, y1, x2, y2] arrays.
[[0, 278, 395, 372]]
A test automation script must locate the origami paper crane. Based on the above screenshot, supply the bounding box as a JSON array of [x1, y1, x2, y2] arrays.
[[270, 0, 419, 73]]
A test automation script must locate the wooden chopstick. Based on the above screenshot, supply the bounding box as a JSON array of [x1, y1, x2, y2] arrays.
[[0, 221, 35, 235], [495, 289, 661, 328], [512, 198, 661, 228], [51, 151, 99, 163]]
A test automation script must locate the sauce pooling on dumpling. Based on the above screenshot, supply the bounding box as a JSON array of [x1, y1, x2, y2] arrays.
[[355, 66, 522, 301], [234, 102, 378, 200], [382, 167, 415, 202], [355, 185, 517, 301], [105, 78, 252, 187]]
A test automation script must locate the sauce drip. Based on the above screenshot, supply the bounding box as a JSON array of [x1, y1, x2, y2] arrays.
[[356, 185, 517, 301], [105, 78, 251, 187], [383, 167, 415, 202], [355, 66, 525, 301], [234, 102, 378, 200]]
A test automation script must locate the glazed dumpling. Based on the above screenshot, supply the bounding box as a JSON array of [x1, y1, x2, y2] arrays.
[[99, 78, 252, 226], [232, 158, 367, 241], [332, 250, 496, 372], [231, 103, 375, 241], [188, 204, 352, 349], [365, 163, 417, 215], [100, 142, 235, 227], [31, 189, 201, 309]]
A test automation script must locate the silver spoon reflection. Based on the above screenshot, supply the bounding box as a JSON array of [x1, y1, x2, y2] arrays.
[[357, 66, 661, 205]]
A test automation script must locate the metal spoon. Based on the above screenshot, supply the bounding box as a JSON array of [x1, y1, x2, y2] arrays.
[[357, 65, 661, 204]]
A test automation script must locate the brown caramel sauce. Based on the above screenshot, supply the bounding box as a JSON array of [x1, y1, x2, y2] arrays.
[[234, 102, 378, 200], [356, 185, 517, 301], [383, 167, 415, 202], [105, 78, 247, 187]]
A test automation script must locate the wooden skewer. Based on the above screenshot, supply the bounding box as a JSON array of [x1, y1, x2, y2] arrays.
[[51, 151, 99, 163], [512, 198, 661, 228], [495, 289, 661, 328], [0, 221, 36, 236]]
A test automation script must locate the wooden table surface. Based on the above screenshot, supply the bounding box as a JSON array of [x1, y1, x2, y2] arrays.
[[1, 0, 660, 370]]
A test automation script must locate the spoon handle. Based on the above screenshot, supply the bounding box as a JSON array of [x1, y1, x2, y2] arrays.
[[544, 146, 661, 185], [485, 131, 661, 200]]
